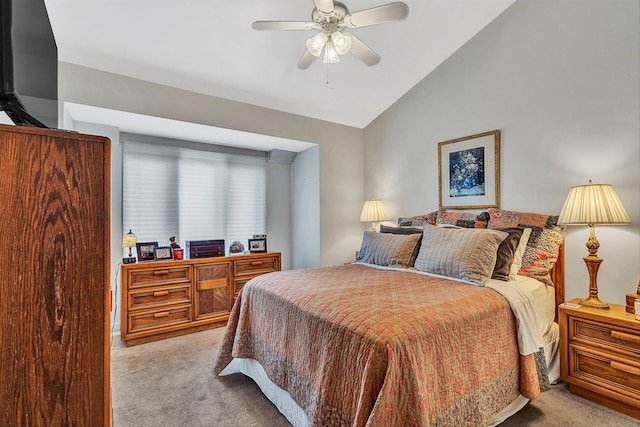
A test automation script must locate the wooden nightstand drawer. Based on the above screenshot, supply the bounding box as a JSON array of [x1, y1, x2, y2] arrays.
[[234, 256, 278, 277], [560, 300, 640, 419], [128, 285, 191, 311], [570, 317, 640, 355], [569, 344, 640, 398], [128, 266, 191, 288], [128, 305, 191, 334]]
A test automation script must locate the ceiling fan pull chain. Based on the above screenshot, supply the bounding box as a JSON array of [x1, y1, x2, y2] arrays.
[[326, 63, 332, 89]]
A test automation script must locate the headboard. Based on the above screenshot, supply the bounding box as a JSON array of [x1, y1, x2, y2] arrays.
[[551, 241, 565, 322]]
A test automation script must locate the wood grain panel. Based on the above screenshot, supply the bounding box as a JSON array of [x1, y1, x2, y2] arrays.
[[0, 125, 110, 426]]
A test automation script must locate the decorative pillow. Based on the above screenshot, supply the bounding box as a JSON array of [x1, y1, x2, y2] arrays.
[[510, 228, 532, 280], [398, 210, 438, 227], [436, 210, 489, 228], [491, 228, 524, 281], [414, 224, 508, 286], [355, 231, 422, 268], [379, 225, 424, 266], [488, 208, 565, 286]]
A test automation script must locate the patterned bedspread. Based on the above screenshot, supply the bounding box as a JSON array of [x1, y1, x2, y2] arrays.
[[214, 264, 545, 426]]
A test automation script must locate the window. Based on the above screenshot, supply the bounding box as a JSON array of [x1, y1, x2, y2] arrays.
[[123, 140, 266, 250]]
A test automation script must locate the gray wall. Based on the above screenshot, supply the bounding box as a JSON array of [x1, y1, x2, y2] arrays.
[[364, 0, 640, 304], [292, 145, 321, 269]]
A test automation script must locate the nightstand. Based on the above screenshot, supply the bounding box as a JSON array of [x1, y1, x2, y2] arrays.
[[559, 298, 640, 419]]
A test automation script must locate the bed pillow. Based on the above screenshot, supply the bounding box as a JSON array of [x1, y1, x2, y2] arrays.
[[355, 231, 422, 268], [414, 224, 508, 285], [510, 228, 532, 280], [379, 225, 424, 266], [398, 210, 439, 227], [436, 210, 490, 228], [488, 208, 565, 286], [491, 227, 524, 281]]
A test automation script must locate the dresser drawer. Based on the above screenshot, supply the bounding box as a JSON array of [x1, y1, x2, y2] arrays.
[[128, 284, 191, 311], [570, 317, 640, 355], [128, 266, 191, 288], [234, 257, 278, 277], [569, 344, 640, 399], [127, 305, 191, 334], [233, 278, 251, 303]]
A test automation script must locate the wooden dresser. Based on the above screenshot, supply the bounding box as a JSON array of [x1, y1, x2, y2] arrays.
[[559, 299, 640, 418], [121, 252, 281, 345], [0, 125, 111, 426]]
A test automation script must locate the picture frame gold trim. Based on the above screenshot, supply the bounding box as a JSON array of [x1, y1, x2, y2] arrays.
[[438, 130, 500, 209]]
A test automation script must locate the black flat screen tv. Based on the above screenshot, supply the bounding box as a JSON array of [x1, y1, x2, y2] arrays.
[[0, 0, 57, 128]]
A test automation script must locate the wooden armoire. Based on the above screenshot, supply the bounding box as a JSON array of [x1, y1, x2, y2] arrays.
[[0, 124, 111, 426]]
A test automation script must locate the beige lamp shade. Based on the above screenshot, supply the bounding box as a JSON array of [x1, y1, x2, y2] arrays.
[[360, 199, 389, 223], [558, 182, 630, 226], [121, 229, 138, 248]]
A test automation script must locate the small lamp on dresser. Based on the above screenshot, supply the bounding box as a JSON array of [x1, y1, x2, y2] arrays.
[[557, 180, 631, 309], [360, 199, 389, 232], [122, 229, 138, 264]]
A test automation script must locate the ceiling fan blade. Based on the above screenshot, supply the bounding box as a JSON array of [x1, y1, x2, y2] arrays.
[[252, 21, 317, 31], [345, 33, 380, 66], [314, 0, 335, 14], [344, 2, 409, 28], [298, 49, 319, 69]]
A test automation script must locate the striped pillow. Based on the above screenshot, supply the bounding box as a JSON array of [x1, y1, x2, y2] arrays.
[[355, 231, 422, 268]]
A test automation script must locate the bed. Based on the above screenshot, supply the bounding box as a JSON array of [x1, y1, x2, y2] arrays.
[[214, 208, 566, 426]]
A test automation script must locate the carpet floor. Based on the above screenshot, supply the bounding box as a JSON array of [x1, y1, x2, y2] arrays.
[[111, 328, 638, 427]]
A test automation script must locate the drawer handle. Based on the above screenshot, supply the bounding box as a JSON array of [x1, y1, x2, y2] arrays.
[[153, 270, 170, 276], [153, 311, 170, 318], [611, 330, 640, 344], [610, 360, 640, 376], [251, 261, 263, 266], [153, 290, 169, 297]]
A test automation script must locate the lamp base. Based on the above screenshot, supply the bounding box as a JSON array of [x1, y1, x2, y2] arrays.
[[579, 296, 610, 309], [582, 254, 610, 309]]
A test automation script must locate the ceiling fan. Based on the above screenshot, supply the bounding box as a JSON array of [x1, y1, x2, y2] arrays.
[[252, 0, 409, 69]]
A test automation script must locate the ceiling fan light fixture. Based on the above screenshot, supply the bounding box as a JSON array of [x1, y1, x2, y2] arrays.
[[331, 31, 351, 55], [306, 32, 328, 57], [323, 39, 340, 63]]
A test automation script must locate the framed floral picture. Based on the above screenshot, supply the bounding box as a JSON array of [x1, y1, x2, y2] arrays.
[[438, 130, 500, 209]]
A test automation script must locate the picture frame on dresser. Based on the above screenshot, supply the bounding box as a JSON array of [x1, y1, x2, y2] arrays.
[[154, 246, 173, 260], [248, 238, 267, 253], [438, 129, 500, 209], [136, 242, 158, 261]]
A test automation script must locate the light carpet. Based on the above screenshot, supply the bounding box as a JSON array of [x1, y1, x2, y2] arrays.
[[111, 328, 638, 427]]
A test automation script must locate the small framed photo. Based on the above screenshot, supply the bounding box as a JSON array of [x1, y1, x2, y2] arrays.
[[248, 238, 267, 253], [155, 246, 173, 260], [136, 242, 158, 261]]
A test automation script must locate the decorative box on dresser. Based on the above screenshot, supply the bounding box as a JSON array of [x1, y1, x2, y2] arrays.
[[121, 252, 281, 346], [559, 298, 640, 419], [0, 125, 111, 426]]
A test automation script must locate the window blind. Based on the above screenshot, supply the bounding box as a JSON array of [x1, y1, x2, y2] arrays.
[[123, 141, 266, 250]]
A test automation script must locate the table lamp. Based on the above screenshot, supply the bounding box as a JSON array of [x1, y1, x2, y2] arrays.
[[122, 229, 138, 264], [360, 199, 388, 231], [557, 181, 631, 309]]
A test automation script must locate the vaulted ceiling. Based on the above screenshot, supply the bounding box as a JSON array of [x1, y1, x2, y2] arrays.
[[44, 0, 515, 130]]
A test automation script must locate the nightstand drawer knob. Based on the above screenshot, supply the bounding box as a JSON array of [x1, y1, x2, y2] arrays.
[[153, 311, 170, 318], [251, 261, 263, 266], [153, 290, 169, 297], [610, 360, 640, 376], [611, 330, 640, 344]]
